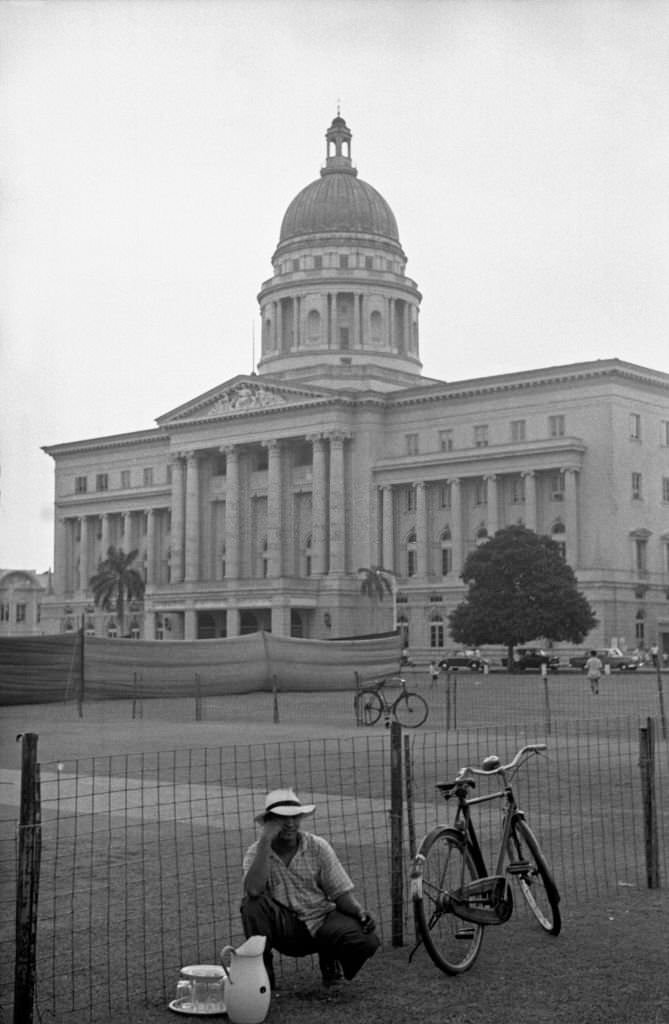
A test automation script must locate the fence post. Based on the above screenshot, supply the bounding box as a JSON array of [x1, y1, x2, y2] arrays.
[[543, 675, 552, 736], [354, 671, 361, 726], [389, 720, 404, 946], [639, 718, 659, 889], [14, 733, 41, 1024], [78, 622, 85, 719], [446, 672, 451, 731], [654, 662, 667, 741], [194, 673, 202, 721], [272, 675, 279, 724], [403, 732, 416, 859]]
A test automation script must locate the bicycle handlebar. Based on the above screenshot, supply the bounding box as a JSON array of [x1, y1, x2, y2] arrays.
[[455, 743, 547, 781]]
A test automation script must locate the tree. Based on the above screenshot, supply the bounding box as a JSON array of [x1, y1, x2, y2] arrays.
[[358, 566, 398, 631], [448, 525, 597, 669], [89, 546, 145, 637]]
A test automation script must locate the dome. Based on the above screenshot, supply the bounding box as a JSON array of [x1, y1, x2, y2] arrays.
[[279, 174, 400, 244], [277, 114, 401, 247]]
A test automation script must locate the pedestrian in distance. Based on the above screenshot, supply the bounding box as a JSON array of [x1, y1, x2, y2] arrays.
[[429, 660, 440, 688], [650, 642, 659, 669], [584, 650, 603, 695], [241, 788, 380, 991]]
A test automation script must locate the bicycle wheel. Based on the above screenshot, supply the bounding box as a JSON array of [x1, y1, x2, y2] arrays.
[[412, 827, 484, 974], [392, 692, 428, 727], [355, 689, 384, 726], [508, 818, 561, 935]]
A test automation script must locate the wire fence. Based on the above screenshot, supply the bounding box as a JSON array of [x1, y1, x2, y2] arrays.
[[1, 680, 668, 1022]]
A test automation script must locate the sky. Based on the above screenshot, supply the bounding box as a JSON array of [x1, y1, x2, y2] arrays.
[[2, 0, 669, 572]]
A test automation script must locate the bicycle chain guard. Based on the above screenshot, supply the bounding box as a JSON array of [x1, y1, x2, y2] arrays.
[[449, 875, 514, 926]]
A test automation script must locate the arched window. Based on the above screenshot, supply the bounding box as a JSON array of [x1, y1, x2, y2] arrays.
[[370, 310, 383, 346], [406, 530, 417, 577], [429, 613, 444, 649], [440, 527, 452, 576]]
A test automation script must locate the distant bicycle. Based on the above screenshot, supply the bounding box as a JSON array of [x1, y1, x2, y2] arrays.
[[354, 676, 429, 728], [410, 743, 560, 974]]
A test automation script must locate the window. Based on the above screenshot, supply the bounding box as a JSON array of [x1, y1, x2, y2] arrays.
[[550, 472, 565, 501], [552, 521, 566, 560], [474, 479, 487, 505], [635, 610, 645, 644], [511, 476, 525, 504], [166, 463, 173, 484], [406, 433, 419, 456], [143, 467, 154, 486], [406, 486, 415, 512], [473, 425, 488, 448], [292, 259, 300, 272], [511, 419, 526, 442], [75, 476, 87, 494], [663, 478, 669, 503], [314, 255, 323, 269], [406, 530, 417, 577], [262, 538, 269, 578], [365, 256, 373, 270], [548, 415, 565, 438], [255, 448, 268, 471], [121, 470, 130, 489], [221, 543, 226, 578], [441, 528, 452, 576], [439, 429, 454, 451], [661, 421, 669, 446], [635, 538, 648, 573], [0, 603, 9, 622], [304, 535, 312, 577], [96, 473, 109, 492], [339, 255, 349, 269], [430, 615, 444, 649], [293, 442, 312, 467], [632, 472, 643, 500], [439, 483, 451, 508], [626, 411, 639, 440]]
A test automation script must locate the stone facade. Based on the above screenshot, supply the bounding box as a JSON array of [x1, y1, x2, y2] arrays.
[[40, 116, 669, 657]]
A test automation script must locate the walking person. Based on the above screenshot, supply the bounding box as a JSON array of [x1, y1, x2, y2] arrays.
[[650, 642, 659, 669], [241, 788, 380, 990], [429, 660, 440, 688], [584, 650, 603, 695]]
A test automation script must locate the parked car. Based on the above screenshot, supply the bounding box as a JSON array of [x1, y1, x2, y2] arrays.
[[439, 650, 489, 672], [501, 648, 560, 672], [569, 648, 641, 672]]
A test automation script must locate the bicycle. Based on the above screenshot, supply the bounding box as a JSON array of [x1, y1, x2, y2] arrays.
[[410, 743, 561, 974], [354, 676, 429, 728]]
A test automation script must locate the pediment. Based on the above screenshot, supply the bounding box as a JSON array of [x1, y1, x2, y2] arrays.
[[156, 375, 339, 425]]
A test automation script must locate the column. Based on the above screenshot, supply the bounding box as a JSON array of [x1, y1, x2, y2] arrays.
[[449, 478, 463, 576], [523, 471, 537, 531], [79, 516, 89, 593], [145, 509, 155, 584], [416, 482, 429, 577], [310, 435, 328, 574], [382, 485, 394, 572], [266, 440, 283, 577], [486, 475, 498, 536], [101, 512, 110, 558], [54, 516, 67, 595], [170, 455, 185, 583], [388, 297, 394, 348], [329, 433, 347, 573], [353, 291, 360, 348], [224, 446, 240, 579], [185, 452, 200, 581], [184, 608, 197, 640], [276, 300, 283, 352], [227, 606, 240, 638], [122, 511, 132, 554], [564, 467, 579, 567]]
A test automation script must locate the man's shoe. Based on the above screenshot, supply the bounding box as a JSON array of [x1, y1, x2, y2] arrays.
[[320, 958, 343, 988]]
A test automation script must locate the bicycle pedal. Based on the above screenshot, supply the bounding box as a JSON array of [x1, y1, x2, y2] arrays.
[[507, 860, 531, 875]]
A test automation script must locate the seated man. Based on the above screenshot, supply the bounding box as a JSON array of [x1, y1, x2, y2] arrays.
[[241, 787, 380, 989]]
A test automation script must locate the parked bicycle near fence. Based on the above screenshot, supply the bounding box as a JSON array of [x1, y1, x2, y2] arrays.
[[410, 743, 561, 974], [354, 676, 429, 728]]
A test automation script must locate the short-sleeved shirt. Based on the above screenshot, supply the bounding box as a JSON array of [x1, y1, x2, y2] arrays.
[[585, 656, 602, 678], [243, 831, 354, 935]]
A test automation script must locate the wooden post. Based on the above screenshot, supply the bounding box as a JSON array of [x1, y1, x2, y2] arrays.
[[639, 718, 659, 889], [446, 672, 451, 731], [389, 721, 404, 946], [14, 733, 41, 1024], [272, 675, 279, 723], [654, 661, 667, 742]]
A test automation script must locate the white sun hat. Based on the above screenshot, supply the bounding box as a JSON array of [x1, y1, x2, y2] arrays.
[[254, 788, 316, 823]]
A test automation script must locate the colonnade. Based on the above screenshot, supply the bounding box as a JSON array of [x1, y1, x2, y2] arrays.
[[378, 467, 579, 578], [265, 291, 416, 354]]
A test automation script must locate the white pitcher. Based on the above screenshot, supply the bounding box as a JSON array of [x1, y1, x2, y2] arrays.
[[220, 935, 271, 1024]]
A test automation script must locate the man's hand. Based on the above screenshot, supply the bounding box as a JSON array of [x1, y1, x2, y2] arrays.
[[261, 816, 285, 842], [358, 911, 376, 934]]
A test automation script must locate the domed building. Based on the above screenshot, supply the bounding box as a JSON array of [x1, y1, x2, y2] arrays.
[[41, 115, 669, 660]]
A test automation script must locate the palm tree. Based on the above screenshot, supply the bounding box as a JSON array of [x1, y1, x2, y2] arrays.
[[357, 565, 398, 631], [89, 546, 145, 638]]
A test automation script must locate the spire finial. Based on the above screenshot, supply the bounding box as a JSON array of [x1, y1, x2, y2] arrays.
[[337, 98, 341, 116]]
